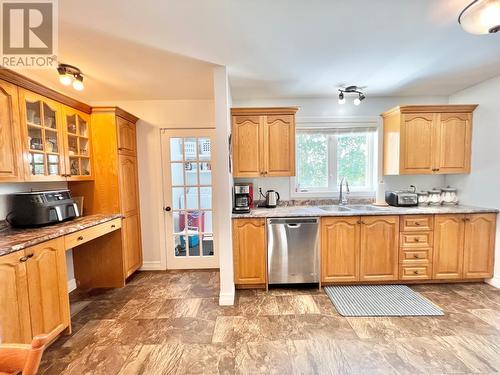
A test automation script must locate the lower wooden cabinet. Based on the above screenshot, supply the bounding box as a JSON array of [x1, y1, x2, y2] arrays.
[[321, 216, 399, 283], [233, 218, 266, 286], [0, 251, 32, 343], [321, 217, 360, 283], [359, 216, 399, 281], [433, 213, 496, 280], [123, 214, 143, 277], [0, 237, 69, 344]]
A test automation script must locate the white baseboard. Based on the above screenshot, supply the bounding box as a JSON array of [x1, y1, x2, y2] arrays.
[[219, 286, 235, 306], [139, 261, 165, 271], [67, 278, 77, 293], [486, 277, 500, 289]]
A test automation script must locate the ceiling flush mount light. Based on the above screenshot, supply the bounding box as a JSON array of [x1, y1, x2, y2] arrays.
[[338, 86, 366, 105], [459, 0, 500, 34], [57, 63, 85, 91]]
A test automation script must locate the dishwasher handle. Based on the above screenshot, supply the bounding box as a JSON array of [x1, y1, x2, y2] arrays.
[[267, 217, 319, 225], [287, 223, 301, 229]]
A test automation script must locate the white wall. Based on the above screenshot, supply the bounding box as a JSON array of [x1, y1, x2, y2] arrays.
[[232, 95, 449, 200], [91, 100, 215, 270], [446, 75, 500, 287]]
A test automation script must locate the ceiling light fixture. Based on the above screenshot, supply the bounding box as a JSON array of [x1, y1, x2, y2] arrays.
[[57, 63, 85, 91], [459, 0, 500, 34], [338, 86, 366, 105]]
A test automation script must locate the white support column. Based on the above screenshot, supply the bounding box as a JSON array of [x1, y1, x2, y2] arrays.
[[213, 66, 235, 305]]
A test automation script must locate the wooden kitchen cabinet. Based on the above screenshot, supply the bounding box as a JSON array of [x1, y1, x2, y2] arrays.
[[433, 214, 465, 280], [0, 250, 32, 344], [231, 107, 298, 177], [62, 106, 92, 180], [25, 237, 70, 340], [0, 79, 24, 182], [359, 216, 399, 281], [0, 238, 69, 344], [463, 213, 496, 279], [233, 218, 266, 286], [321, 217, 360, 283], [69, 107, 143, 282], [382, 105, 476, 175], [18, 89, 67, 181]]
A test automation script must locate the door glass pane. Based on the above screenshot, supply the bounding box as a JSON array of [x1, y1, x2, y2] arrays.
[[45, 129, 59, 153], [200, 187, 212, 209], [185, 162, 198, 186], [173, 211, 186, 234], [198, 138, 211, 160], [172, 187, 185, 210], [81, 158, 90, 176], [171, 163, 184, 186], [185, 187, 198, 209], [170, 138, 183, 161], [188, 234, 201, 256], [174, 235, 187, 257], [43, 104, 57, 129], [69, 158, 80, 176], [78, 117, 88, 137], [26, 101, 41, 125], [29, 153, 45, 175], [184, 138, 197, 161], [28, 126, 43, 151], [66, 114, 77, 134], [79, 138, 89, 156], [47, 154, 59, 175], [199, 162, 212, 185], [68, 136, 78, 156], [203, 211, 213, 233], [202, 234, 214, 256]]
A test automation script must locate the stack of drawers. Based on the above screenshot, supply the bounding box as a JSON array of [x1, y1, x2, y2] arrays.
[[399, 215, 434, 280]]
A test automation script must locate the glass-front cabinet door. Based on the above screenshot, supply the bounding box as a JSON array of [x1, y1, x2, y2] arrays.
[[19, 90, 66, 181], [62, 107, 92, 180]]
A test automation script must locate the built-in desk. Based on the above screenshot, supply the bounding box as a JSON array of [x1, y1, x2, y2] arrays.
[[0, 214, 124, 344]]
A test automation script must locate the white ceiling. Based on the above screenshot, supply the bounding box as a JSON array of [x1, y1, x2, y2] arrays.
[[18, 0, 500, 101]]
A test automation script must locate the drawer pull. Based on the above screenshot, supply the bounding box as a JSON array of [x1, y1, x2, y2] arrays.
[[27, 253, 34, 258], [413, 271, 419, 275], [19, 256, 28, 262], [413, 254, 420, 259], [111, 224, 116, 228], [414, 238, 420, 242], [77, 236, 84, 241], [415, 222, 421, 226]]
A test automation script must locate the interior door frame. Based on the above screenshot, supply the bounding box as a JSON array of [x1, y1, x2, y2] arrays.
[[160, 128, 219, 270]]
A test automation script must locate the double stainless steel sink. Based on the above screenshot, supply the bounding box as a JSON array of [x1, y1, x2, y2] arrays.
[[318, 205, 388, 213]]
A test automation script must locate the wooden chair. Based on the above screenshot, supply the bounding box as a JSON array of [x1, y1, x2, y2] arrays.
[[0, 335, 49, 375]]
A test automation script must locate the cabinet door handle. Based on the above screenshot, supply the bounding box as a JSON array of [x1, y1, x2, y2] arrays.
[[77, 236, 84, 241], [27, 253, 34, 258], [19, 256, 28, 262]]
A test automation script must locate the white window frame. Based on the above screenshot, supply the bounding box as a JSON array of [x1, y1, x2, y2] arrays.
[[291, 117, 381, 199]]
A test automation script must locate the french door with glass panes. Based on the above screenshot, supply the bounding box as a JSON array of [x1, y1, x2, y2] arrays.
[[161, 129, 218, 269]]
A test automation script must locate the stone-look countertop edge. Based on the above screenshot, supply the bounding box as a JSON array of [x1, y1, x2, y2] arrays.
[[231, 205, 499, 219], [0, 214, 123, 257]]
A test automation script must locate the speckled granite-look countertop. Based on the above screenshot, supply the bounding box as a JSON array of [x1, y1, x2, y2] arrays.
[[232, 205, 499, 219], [0, 214, 122, 257]]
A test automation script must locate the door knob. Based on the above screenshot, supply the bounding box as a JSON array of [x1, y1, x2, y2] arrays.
[[164, 206, 172, 212]]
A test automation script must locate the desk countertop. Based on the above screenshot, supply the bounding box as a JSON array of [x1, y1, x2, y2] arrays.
[[0, 214, 122, 257]]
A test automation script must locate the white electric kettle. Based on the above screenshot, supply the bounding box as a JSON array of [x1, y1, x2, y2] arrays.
[[265, 190, 280, 208]]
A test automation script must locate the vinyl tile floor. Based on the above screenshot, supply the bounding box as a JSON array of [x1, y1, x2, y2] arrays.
[[39, 270, 500, 375]]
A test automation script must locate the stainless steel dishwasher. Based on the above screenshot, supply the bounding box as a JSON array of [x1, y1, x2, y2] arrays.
[[267, 217, 320, 284]]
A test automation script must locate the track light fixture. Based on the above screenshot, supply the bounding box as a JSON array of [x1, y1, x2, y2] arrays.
[[459, 0, 500, 34], [57, 63, 84, 91], [338, 86, 366, 105]]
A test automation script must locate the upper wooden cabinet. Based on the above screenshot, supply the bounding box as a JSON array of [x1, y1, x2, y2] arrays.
[[233, 218, 267, 286], [62, 106, 92, 180], [117, 116, 137, 156], [231, 107, 298, 177], [382, 105, 476, 175], [0, 79, 24, 182]]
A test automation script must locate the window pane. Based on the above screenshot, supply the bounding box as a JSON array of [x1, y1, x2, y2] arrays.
[[336, 133, 369, 188], [296, 133, 328, 189]]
